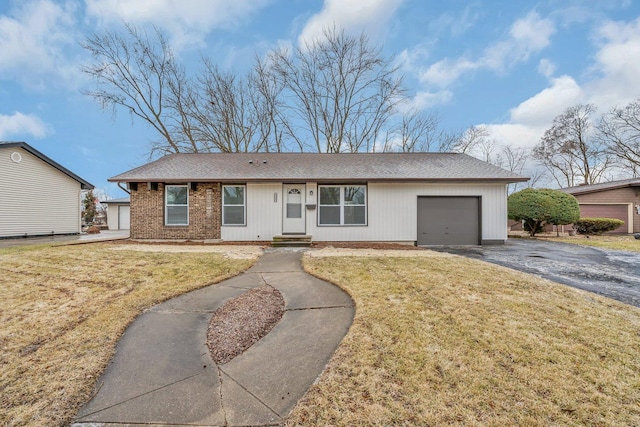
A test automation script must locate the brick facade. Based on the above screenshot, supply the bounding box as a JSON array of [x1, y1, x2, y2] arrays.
[[130, 182, 222, 240]]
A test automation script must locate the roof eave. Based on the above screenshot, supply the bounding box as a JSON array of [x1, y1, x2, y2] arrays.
[[108, 177, 530, 184], [562, 182, 640, 195], [2, 141, 94, 189]]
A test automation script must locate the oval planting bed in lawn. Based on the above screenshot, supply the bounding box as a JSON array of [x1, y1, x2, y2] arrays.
[[206, 284, 285, 364]]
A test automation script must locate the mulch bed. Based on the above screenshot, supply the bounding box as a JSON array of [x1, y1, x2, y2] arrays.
[[206, 284, 285, 365]]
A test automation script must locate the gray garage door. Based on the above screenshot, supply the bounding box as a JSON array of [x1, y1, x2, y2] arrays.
[[417, 197, 480, 245]]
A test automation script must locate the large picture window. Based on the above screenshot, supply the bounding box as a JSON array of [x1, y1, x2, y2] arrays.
[[318, 185, 366, 225], [165, 185, 188, 226], [223, 185, 246, 225]]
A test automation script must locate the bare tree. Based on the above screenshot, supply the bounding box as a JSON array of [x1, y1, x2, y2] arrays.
[[598, 99, 640, 176], [533, 104, 613, 187], [450, 125, 490, 154], [82, 24, 190, 155], [82, 24, 286, 155], [493, 145, 529, 194], [268, 27, 405, 153], [83, 23, 447, 156], [249, 56, 286, 152], [190, 60, 258, 152], [377, 110, 440, 152], [435, 128, 465, 152]]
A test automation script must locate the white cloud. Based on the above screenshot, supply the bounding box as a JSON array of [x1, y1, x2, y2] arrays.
[[395, 44, 431, 73], [452, 5, 481, 37], [586, 16, 640, 109], [420, 11, 555, 88], [430, 5, 481, 37], [0, 112, 50, 140], [298, 0, 404, 47], [480, 11, 555, 71], [404, 90, 453, 111], [537, 58, 556, 78], [462, 77, 579, 167], [420, 57, 477, 88], [480, 75, 584, 152], [85, 0, 272, 49], [484, 16, 640, 154], [484, 123, 542, 150], [510, 12, 555, 52], [509, 75, 583, 127], [0, 0, 80, 89]]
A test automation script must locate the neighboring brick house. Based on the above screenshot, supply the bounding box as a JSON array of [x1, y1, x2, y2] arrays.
[[109, 152, 528, 245], [560, 178, 640, 234]]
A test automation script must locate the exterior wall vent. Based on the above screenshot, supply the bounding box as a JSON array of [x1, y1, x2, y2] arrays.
[[10, 152, 22, 163]]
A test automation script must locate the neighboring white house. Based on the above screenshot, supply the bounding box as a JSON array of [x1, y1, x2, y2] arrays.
[[109, 153, 528, 245], [104, 197, 131, 230], [0, 141, 94, 239]]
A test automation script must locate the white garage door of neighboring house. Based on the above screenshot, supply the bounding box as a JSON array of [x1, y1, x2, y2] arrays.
[[118, 205, 130, 230], [579, 203, 630, 234], [417, 196, 480, 245]]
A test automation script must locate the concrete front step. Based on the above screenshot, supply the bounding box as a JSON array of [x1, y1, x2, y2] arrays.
[[272, 235, 312, 247], [272, 241, 313, 248]]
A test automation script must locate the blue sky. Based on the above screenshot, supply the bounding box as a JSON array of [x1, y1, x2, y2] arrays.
[[1, 0, 639, 197]]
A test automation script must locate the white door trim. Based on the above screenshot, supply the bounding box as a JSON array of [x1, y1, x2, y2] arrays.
[[282, 184, 306, 234]]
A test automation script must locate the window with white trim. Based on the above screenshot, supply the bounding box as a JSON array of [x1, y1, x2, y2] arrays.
[[318, 185, 366, 225], [223, 185, 246, 225], [165, 185, 188, 225]]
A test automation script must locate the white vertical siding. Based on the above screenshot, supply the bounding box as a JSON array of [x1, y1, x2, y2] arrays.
[[0, 148, 83, 238], [106, 203, 130, 230], [307, 182, 508, 242], [221, 183, 283, 240], [304, 182, 317, 234], [106, 204, 119, 230], [220, 181, 509, 243]]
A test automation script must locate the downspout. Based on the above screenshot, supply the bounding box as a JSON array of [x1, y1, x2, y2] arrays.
[[118, 182, 131, 195]]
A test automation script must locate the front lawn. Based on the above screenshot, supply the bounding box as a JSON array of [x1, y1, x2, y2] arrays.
[[4, 243, 640, 427], [288, 249, 640, 426], [539, 234, 640, 252], [0, 243, 256, 427]]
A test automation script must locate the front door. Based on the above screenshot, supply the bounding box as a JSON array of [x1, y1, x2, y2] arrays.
[[283, 184, 306, 234]]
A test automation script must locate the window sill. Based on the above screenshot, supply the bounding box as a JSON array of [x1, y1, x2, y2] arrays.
[[317, 224, 368, 227]]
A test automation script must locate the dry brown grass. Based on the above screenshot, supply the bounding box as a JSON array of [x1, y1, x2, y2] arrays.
[[0, 242, 255, 427], [538, 234, 640, 252], [288, 251, 640, 426]]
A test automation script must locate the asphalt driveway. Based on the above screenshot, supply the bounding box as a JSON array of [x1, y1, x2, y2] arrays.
[[432, 239, 640, 308]]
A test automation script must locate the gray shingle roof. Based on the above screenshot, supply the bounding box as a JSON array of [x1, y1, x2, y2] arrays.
[[0, 141, 94, 189], [560, 178, 640, 195], [108, 152, 529, 183], [103, 197, 130, 204]]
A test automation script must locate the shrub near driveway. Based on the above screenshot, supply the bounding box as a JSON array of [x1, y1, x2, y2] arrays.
[[0, 243, 256, 427], [288, 250, 640, 426]]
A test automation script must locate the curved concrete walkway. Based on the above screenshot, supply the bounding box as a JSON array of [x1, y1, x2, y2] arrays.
[[73, 249, 354, 427]]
